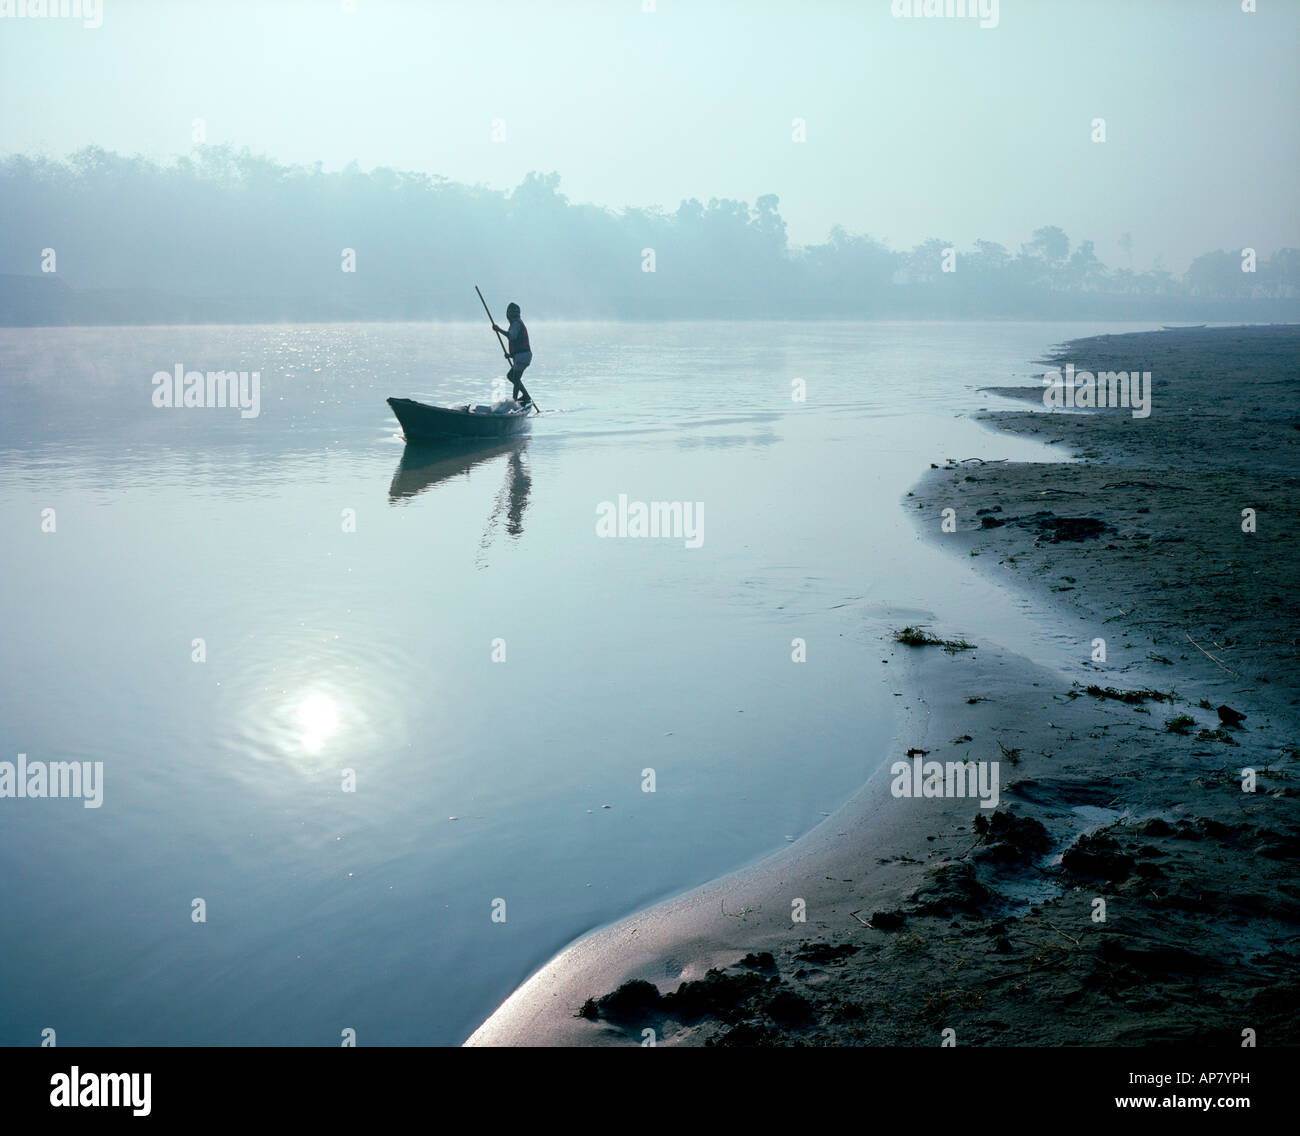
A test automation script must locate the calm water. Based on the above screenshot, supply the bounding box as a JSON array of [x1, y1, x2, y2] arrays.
[[0, 319, 1152, 1045]]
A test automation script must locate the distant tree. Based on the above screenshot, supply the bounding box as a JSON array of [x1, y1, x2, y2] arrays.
[[1184, 249, 1242, 298], [1066, 240, 1105, 291], [510, 170, 567, 213], [753, 194, 788, 253], [969, 240, 1011, 274], [905, 237, 954, 284], [1024, 225, 1070, 269], [1137, 259, 1179, 297], [1263, 248, 1300, 298]]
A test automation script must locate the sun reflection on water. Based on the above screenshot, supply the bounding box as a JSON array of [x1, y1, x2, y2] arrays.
[[297, 692, 340, 753]]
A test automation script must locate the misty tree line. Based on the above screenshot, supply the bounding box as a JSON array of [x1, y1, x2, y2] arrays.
[[2, 146, 1296, 321]]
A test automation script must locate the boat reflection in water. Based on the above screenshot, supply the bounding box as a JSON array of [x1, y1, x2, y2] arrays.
[[387, 437, 532, 553]]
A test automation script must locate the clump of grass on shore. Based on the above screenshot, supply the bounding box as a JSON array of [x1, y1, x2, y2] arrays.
[[1076, 683, 1176, 704], [1165, 714, 1196, 734], [892, 626, 976, 652]]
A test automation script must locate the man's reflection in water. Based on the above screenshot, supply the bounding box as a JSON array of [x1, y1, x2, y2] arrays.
[[478, 444, 531, 563], [503, 447, 531, 537]]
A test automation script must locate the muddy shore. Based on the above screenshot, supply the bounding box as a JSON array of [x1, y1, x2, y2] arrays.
[[467, 325, 1300, 1047]]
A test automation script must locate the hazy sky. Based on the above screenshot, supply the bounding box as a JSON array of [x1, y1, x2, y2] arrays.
[[2, 0, 1297, 272]]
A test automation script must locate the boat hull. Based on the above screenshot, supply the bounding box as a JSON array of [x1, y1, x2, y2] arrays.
[[387, 397, 533, 441]]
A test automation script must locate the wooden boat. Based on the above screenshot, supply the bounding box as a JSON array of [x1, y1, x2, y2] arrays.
[[387, 396, 533, 441]]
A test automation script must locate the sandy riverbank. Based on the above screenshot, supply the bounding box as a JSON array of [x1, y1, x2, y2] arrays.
[[467, 325, 1300, 1047]]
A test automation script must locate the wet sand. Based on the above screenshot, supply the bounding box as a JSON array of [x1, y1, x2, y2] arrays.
[[466, 325, 1300, 1046]]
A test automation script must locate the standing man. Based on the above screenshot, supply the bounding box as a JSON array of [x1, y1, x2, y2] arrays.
[[491, 302, 532, 406]]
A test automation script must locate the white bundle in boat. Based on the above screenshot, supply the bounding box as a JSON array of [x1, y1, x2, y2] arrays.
[[489, 399, 523, 414]]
